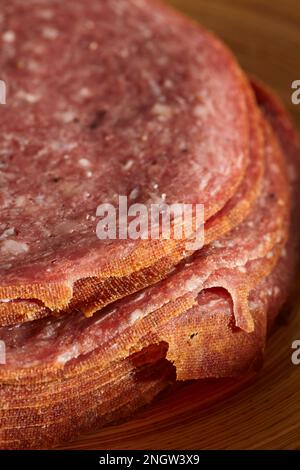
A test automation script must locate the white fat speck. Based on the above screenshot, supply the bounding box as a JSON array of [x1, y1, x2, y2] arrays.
[[152, 183, 158, 190], [129, 187, 140, 201], [205, 298, 223, 308], [2, 31, 16, 43], [158, 56, 168, 66], [86, 171, 93, 178], [36, 194, 45, 205], [15, 195, 26, 207], [17, 90, 40, 104], [235, 153, 243, 167], [148, 79, 161, 97], [38, 324, 57, 340], [168, 266, 178, 275], [1, 239, 29, 256], [227, 240, 236, 248], [56, 345, 79, 364], [249, 300, 260, 311], [133, 291, 146, 302], [184, 261, 193, 268], [199, 174, 211, 191], [120, 48, 129, 58], [237, 266, 247, 273], [89, 41, 98, 51], [194, 96, 216, 120], [161, 193, 166, 201], [151, 103, 171, 120], [79, 158, 91, 168], [266, 251, 273, 260], [0, 228, 16, 241], [0, 299, 12, 303], [179, 141, 188, 152], [274, 286, 280, 296], [130, 309, 143, 325], [212, 240, 224, 249], [164, 79, 173, 89], [185, 275, 201, 292], [27, 60, 43, 72], [93, 315, 107, 327], [58, 111, 76, 124], [79, 87, 92, 98], [194, 104, 208, 119], [123, 159, 134, 171], [42, 27, 59, 40], [281, 247, 287, 258]]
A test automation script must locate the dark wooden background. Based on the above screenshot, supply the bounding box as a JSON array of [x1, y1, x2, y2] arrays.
[[64, 0, 300, 450]]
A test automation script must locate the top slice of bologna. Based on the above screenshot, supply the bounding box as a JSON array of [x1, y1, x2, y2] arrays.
[[0, 0, 253, 320]]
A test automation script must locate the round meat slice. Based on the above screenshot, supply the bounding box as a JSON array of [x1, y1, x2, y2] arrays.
[[0, 109, 290, 371], [160, 81, 300, 381], [0, 0, 251, 318], [0, 88, 264, 326], [0, 81, 295, 451], [251, 78, 300, 223]]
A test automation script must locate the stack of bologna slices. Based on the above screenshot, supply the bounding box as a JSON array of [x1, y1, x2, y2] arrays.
[[0, 0, 299, 449]]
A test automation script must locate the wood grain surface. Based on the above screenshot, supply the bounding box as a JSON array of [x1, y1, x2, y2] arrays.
[[62, 0, 300, 450]]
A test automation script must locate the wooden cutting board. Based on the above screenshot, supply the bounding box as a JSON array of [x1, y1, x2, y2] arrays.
[[64, 0, 300, 450]]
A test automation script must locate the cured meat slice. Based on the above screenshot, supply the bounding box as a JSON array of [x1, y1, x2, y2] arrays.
[[251, 79, 300, 219], [0, 114, 289, 368], [0, 82, 295, 450], [0, 240, 293, 450], [161, 83, 300, 381], [0, 90, 264, 326], [0, 79, 262, 327], [0, 0, 252, 320], [0, 1, 298, 452]]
